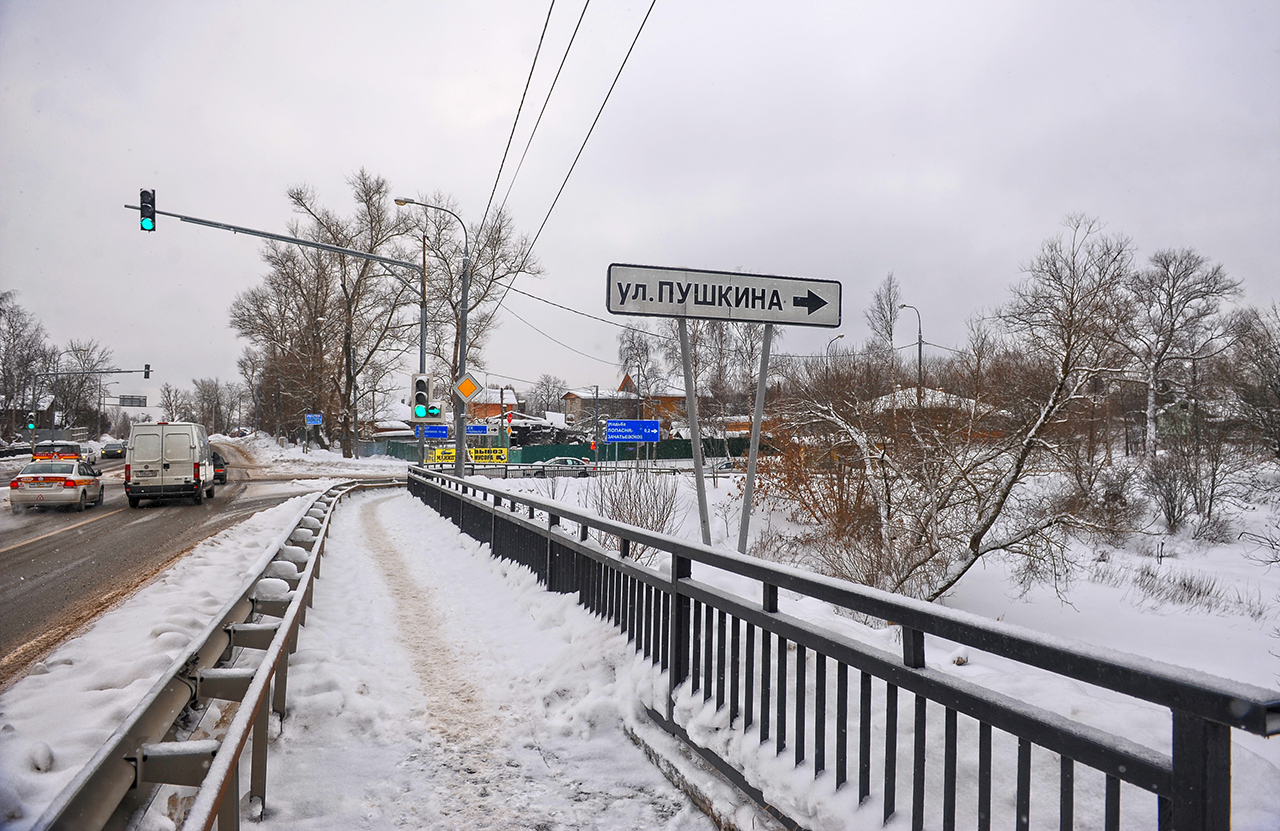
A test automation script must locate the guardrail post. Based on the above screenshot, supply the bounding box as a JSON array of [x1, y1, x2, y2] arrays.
[[219, 757, 240, 831], [668, 554, 691, 720], [250, 698, 268, 815], [1171, 711, 1231, 831]]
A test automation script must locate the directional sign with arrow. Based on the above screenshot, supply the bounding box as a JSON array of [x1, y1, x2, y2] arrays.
[[607, 263, 841, 328]]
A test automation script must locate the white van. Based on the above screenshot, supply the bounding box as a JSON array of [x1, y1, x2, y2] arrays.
[[124, 422, 216, 508]]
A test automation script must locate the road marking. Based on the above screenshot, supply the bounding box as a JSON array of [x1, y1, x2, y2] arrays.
[[0, 508, 127, 555]]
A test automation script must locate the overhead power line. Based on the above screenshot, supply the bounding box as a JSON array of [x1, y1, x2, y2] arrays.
[[479, 1, 556, 234], [526, 0, 657, 253], [498, 0, 593, 220]]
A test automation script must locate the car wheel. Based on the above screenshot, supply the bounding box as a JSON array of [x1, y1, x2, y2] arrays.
[[95, 486, 105, 506], [11, 504, 22, 515], [206, 483, 215, 499], [75, 491, 86, 512], [193, 486, 204, 505], [128, 497, 140, 509]]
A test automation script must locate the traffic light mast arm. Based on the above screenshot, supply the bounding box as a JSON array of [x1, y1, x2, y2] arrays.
[[122, 203, 423, 284]]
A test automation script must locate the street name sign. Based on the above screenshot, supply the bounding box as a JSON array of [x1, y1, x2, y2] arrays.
[[305, 413, 323, 426], [417, 424, 448, 439], [607, 263, 841, 328], [466, 423, 496, 436], [605, 419, 660, 443]]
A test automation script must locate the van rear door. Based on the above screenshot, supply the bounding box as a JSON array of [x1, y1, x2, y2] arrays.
[[160, 426, 195, 489]]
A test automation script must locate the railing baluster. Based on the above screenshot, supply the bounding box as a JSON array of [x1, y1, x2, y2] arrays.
[[703, 601, 715, 702], [1017, 737, 1031, 830], [777, 635, 788, 756], [814, 652, 826, 778], [859, 670, 871, 803], [1105, 775, 1120, 831], [885, 681, 898, 822], [978, 722, 992, 831], [837, 661, 848, 789], [745, 623, 756, 731], [660, 590, 670, 671], [730, 616, 741, 724], [691, 601, 702, 695], [716, 609, 727, 710], [913, 694, 926, 831], [1061, 756, 1074, 831], [761, 630, 772, 744], [795, 643, 806, 767], [944, 707, 957, 831]]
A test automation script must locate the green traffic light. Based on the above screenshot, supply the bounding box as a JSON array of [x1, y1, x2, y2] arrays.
[[141, 217, 155, 231], [427, 405, 441, 417], [413, 404, 428, 418]]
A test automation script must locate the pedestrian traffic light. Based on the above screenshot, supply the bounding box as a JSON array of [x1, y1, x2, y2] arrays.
[[408, 374, 432, 422], [140, 189, 156, 232], [26, 413, 36, 431]]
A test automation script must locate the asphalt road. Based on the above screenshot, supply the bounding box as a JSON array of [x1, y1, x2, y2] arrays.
[[0, 449, 302, 688]]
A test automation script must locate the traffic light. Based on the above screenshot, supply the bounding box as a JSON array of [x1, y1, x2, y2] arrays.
[[426, 402, 442, 420], [140, 189, 156, 232], [26, 413, 36, 431], [144, 363, 151, 379], [408, 374, 432, 423]]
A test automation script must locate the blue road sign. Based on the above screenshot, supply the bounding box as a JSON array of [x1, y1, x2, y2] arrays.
[[417, 424, 448, 439], [605, 419, 660, 443], [305, 413, 323, 426], [465, 424, 493, 436]]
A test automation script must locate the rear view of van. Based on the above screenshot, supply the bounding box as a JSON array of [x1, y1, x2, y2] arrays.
[[124, 422, 215, 508]]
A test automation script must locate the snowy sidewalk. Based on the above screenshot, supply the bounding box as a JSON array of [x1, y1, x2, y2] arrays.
[[254, 489, 719, 830]]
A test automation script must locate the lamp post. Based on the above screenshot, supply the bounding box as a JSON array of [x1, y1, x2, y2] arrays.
[[826, 333, 844, 355], [898, 303, 923, 408], [395, 197, 471, 477]]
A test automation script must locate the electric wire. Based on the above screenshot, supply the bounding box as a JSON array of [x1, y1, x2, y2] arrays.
[[490, 0, 657, 319], [497, 0, 592, 220], [479, 1, 556, 235], [527, 0, 656, 253]]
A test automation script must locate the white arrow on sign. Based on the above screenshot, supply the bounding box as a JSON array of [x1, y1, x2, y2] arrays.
[[606, 263, 841, 328]]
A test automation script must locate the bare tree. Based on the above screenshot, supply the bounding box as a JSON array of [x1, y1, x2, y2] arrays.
[[617, 323, 662, 414], [1230, 304, 1280, 457], [0, 291, 49, 436], [158, 383, 193, 422], [399, 192, 543, 383], [526, 374, 567, 416], [1118, 248, 1240, 456], [768, 215, 1131, 601], [864, 272, 901, 366]]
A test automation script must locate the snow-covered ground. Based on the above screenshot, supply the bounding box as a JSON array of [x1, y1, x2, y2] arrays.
[[2, 437, 1279, 828]]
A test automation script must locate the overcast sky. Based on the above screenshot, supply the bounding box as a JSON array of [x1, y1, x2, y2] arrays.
[[2, 0, 1277, 418]]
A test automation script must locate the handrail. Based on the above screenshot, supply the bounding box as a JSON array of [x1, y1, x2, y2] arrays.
[[409, 466, 1280, 736]]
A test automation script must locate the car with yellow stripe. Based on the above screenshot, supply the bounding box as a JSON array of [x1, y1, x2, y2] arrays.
[[9, 460, 105, 513]]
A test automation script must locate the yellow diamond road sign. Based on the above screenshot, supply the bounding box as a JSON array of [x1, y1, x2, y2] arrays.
[[455, 372, 482, 402]]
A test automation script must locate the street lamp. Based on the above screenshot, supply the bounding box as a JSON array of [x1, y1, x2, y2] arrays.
[[395, 197, 471, 477], [898, 303, 923, 408], [826, 333, 844, 355]]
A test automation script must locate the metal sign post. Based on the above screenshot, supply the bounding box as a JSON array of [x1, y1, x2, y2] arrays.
[[606, 262, 841, 554]]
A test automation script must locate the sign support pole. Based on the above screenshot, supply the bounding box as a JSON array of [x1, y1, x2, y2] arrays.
[[738, 324, 773, 554], [679, 319, 712, 546]]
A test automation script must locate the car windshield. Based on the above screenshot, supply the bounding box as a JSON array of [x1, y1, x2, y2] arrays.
[[22, 463, 75, 475]]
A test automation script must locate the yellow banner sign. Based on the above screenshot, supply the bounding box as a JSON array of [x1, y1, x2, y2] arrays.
[[430, 447, 508, 464]]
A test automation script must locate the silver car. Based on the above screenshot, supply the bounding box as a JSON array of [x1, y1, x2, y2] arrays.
[[10, 460, 105, 513]]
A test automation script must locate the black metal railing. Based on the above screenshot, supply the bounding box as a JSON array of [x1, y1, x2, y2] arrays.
[[407, 466, 1280, 831]]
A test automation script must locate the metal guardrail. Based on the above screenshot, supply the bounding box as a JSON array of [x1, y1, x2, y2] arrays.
[[30, 477, 403, 831], [408, 465, 1280, 831]]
